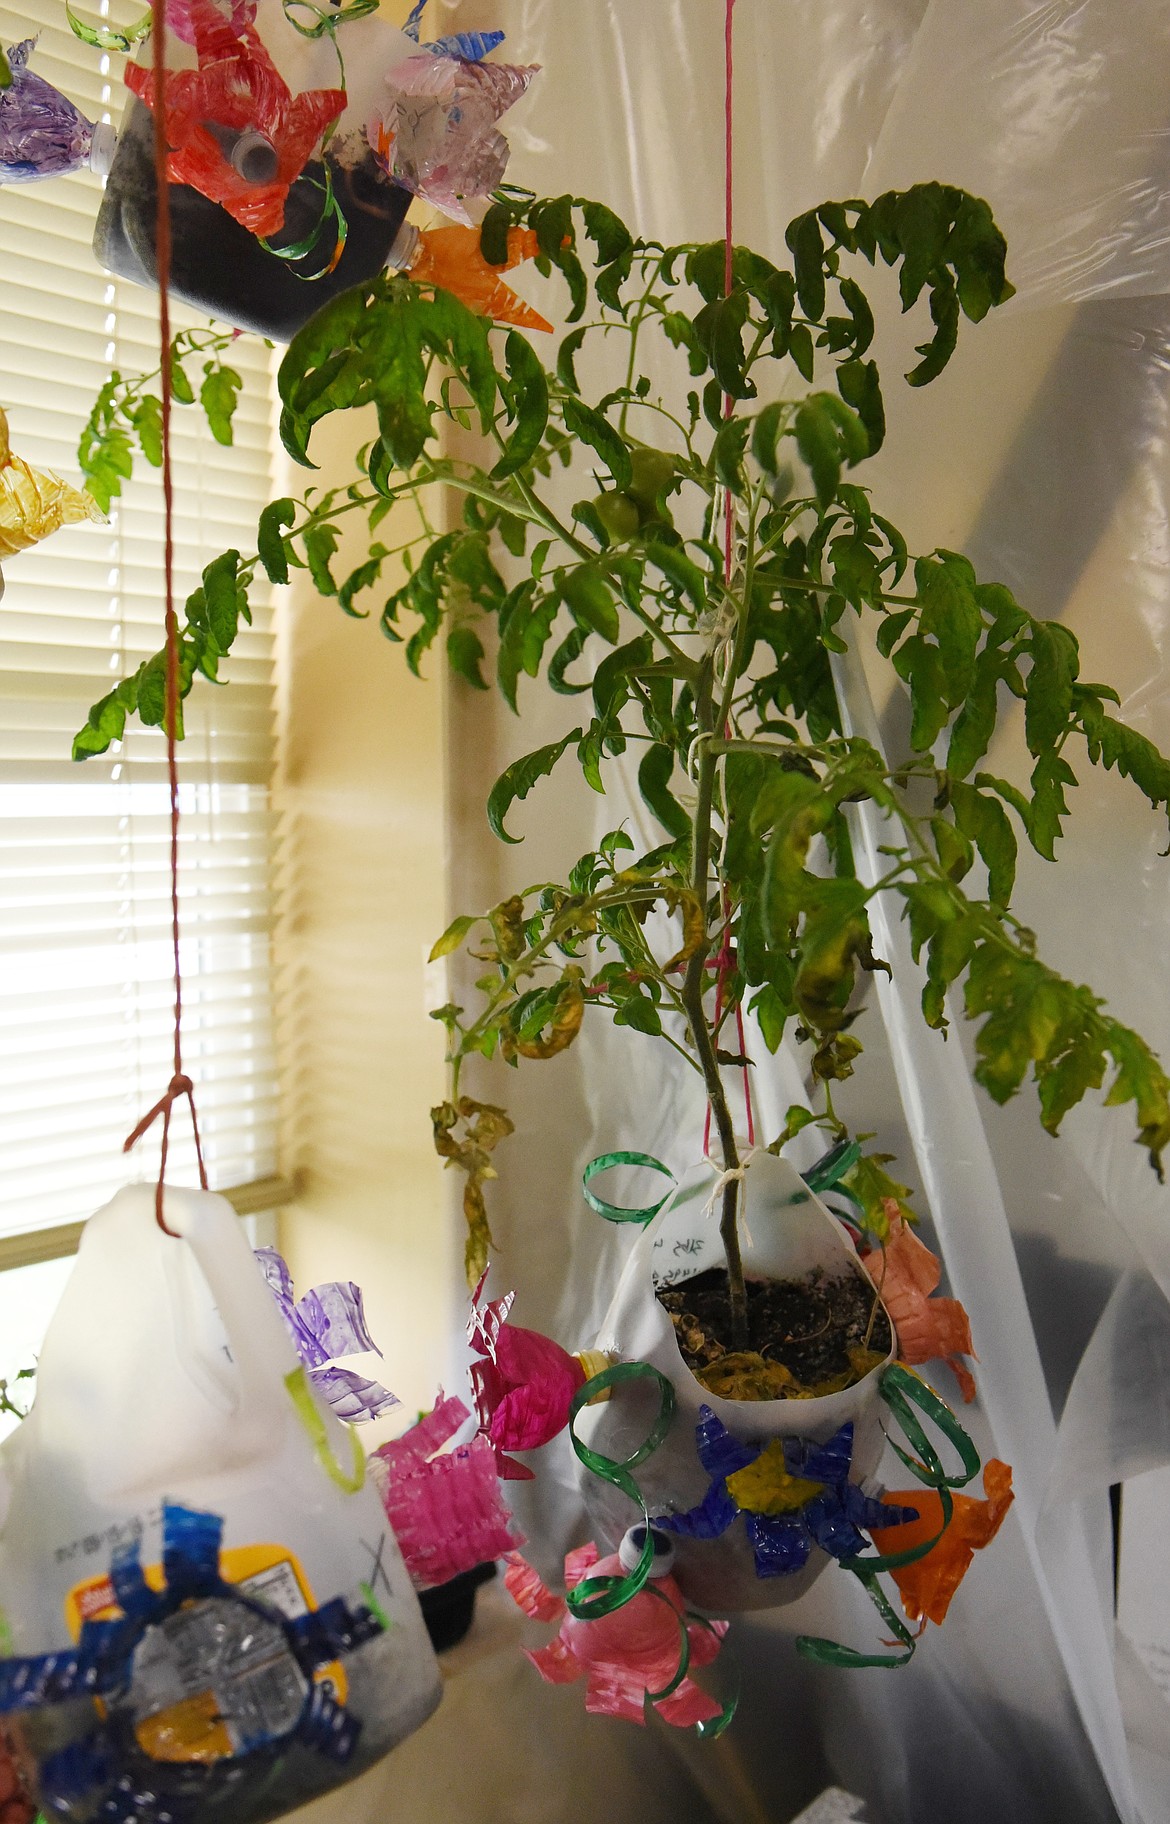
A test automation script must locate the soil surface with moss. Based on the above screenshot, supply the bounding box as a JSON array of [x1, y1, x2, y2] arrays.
[[657, 1265, 893, 1400]]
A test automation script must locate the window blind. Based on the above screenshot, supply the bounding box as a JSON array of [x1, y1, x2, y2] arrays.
[[0, 0, 280, 1234]]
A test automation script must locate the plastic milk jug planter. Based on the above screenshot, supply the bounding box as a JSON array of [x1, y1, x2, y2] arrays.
[[93, 0, 417, 340], [575, 1152, 893, 1614], [0, 1184, 441, 1824]]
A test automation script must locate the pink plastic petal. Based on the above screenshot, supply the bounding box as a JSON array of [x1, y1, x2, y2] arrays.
[[582, 1666, 651, 1725], [378, 1392, 468, 1471], [562, 1543, 600, 1591], [526, 1637, 581, 1686], [375, 1426, 523, 1588], [655, 1678, 724, 1729], [503, 1551, 564, 1623]]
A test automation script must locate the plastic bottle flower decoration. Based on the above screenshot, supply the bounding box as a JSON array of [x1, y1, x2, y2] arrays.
[[0, 39, 112, 184], [860, 1209, 977, 1402], [870, 1459, 1014, 1628], [468, 1277, 609, 1480], [659, 1410, 920, 1578], [256, 1247, 399, 1422], [368, 55, 537, 223], [124, 0, 345, 237], [405, 222, 554, 332], [504, 1531, 728, 1727], [370, 1393, 523, 1591], [0, 405, 100, 588]]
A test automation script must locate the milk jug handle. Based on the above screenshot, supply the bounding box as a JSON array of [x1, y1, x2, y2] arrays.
[[164, 1189, 295, 1431]]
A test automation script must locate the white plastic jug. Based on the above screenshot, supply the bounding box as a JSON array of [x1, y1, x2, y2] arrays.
[[575, 1151, 894, 1613], [0, 1183, 441, 1823]]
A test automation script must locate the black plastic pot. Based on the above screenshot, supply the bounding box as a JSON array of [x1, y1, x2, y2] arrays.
[[93, 99, 412, 341], [417, 1560, 497, 1653]]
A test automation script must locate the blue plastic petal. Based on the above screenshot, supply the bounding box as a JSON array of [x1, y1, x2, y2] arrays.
[[161, 1502, 223, 1600], [656, 1477, 738, 1541], [694, 1405, 760, 1481], [109, 1541, 154, 1623], [402, 0, 427, 40], [840, 1484, 920, 1533], [423, 30, 505, 60], [786, 1420, 854, 1487], [802, 1490, 867, 1561], [297, 1683, 361, 1763], [745, 1512, 813, 1578], [286, 1597, 384, 1672]]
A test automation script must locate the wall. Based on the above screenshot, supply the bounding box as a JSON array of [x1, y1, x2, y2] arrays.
[[271, 400, 455, 1420]]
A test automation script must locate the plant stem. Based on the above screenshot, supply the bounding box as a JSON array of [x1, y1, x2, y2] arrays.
[[679, 659, 749, 1348]]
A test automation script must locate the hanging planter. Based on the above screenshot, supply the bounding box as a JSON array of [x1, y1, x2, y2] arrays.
[[574, 1149, 904, 1613], [92, 0, 534, 340], [0, 1184, 441, 1824]]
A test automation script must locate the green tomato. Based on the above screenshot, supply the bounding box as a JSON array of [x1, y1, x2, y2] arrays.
[[592, 492, 642, 540], [627, 447, 676, 507]]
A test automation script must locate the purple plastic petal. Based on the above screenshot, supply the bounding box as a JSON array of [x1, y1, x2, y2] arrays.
[[296, 1280, 382, 1363], [310, 1365, 400, 1423], [745, 1512, 814, 1577], [693, 1405, 760, 1482], [370, 56, 537, 223], [656, 1478, 738, 1541], [0, 40, 94, 184], [255, 1245, 295, 1303]]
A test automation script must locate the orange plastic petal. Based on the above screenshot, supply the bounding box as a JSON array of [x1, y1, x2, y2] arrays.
[[411, 224, 554, 332], [862, 1215, 978, 1400], [870, 1459, 1014, 1626]]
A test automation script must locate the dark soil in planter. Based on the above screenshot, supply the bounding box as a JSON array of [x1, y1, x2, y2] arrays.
[[657, 1266, 892, 1400]]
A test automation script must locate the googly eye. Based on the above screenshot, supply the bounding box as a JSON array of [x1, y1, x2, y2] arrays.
[[617, 1523, 676, 1578]]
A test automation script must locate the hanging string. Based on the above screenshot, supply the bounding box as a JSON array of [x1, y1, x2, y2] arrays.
[[703, 0, 755, 1158], [122, 0, 208, 1233]]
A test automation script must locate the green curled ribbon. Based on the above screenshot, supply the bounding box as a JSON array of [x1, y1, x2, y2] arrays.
[[281, 0, 380, 37], [259, 163, 349, 282], [285, 1365, 366, 1494], [66, 1, 152, 51], [583, 1151, 676, 1225], [566, 1360, 675, 1620], [802, 1137, 861, 1194], [796, 1363, 982, 1670], [0, 46, 11, 89]]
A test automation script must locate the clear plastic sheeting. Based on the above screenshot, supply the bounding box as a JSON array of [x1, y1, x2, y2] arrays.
[[437, 2, 1170, 1820]]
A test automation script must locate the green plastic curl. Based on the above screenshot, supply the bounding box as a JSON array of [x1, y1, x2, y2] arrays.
[[285, 1365, 366, 1493], [582, 1151, 676, 1224], [565, 1359, 675, 1620], [795, 1363, 983, 1669]]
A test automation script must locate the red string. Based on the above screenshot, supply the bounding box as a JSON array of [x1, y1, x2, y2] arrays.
[[703, 0, 755, 1159], [121, 0, 208, 1234]]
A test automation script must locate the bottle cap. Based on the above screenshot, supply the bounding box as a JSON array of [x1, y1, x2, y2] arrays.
[[617, 1523, 676, 1578], [385, 219, 420, 272], [89, 122, 117, 177], [231, 129, 280, 186]]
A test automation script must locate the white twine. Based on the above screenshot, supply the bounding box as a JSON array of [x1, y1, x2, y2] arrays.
[[700, 1143, 766, 1241]]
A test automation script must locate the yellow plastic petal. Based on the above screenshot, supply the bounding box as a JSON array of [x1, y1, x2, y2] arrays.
[[0, 405, 102, 559], [726, 1440, 824, 1516]]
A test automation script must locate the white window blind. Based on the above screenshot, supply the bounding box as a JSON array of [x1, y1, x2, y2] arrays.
[[0, 0, 280, 1236]]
